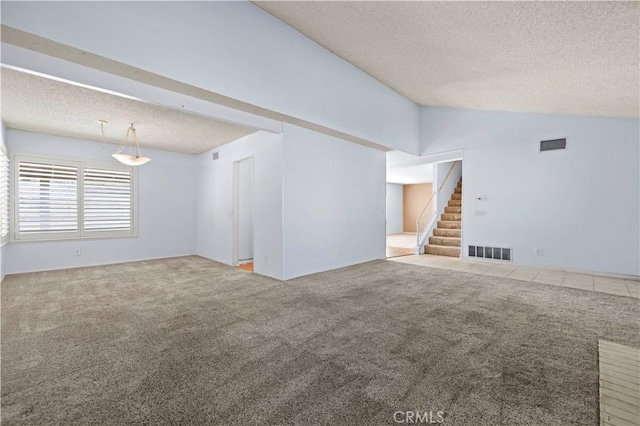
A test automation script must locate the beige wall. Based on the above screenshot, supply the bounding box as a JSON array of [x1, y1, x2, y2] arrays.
[[403, 183, 433, 232]]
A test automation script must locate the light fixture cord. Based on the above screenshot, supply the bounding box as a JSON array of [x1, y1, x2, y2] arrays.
[[131, 126, 141, 158], [114, 123, 147, 161], [116, 124, 134, 156], [100, 121, 107, 150]]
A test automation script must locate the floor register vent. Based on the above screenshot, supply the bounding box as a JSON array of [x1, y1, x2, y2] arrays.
[[468, 245, 511, 261]]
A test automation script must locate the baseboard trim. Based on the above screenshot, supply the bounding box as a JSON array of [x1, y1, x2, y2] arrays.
[[4, 253, 199, 277], [461, 255, 639, 281]]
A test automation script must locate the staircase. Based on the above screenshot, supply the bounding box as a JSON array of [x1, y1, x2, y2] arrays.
[[425, 178, 462, 257]]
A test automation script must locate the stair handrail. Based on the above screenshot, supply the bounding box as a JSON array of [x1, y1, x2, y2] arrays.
[[415, 161, 459, 246], [415, 193, 436, 245], [438, 161, 459, 194]]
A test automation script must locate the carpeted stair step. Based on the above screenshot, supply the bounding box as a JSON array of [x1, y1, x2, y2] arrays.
[[424, 176, 464, 258], [425, 245, 461, 257], [429, 236, 461, 247], [437, 220, 461, 229], [434, 228, 461, 238]]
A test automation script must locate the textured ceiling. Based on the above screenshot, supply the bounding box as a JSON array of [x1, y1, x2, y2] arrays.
[[256, 1, 639, 117], [0, 68, 257, 154]]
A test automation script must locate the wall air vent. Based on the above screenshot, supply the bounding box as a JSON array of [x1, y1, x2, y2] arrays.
[[468, 245, 511, 262], [540, 138, 566, 152], [212, 152, 219, 160]]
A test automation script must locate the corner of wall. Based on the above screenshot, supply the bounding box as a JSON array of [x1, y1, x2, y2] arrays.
[[195, 130, 285, 280]]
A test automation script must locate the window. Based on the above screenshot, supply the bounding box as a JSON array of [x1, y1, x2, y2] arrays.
[[18, 160, 78, 237], [13, 155, 135, 241], [83, 167, 132, 232], [0, 149, 9, 245]]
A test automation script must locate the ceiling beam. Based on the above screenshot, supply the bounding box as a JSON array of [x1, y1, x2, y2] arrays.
[[1, 25, 390, 152]]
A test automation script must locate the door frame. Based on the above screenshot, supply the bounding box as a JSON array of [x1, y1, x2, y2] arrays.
[[232, 156, 255, 266]]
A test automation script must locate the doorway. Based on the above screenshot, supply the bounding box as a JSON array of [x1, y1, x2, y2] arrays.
[[233, 157, 255, 271], [385, 162, 435, 258]]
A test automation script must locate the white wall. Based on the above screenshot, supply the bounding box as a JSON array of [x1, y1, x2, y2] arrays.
[[4, 130, 197, 274], [421, 107, 640, 276], [196, 131, 284, 280], [386, 183, 404, 235], [1, 1, 419, 153], [0, 122, 7, 282], [282, 124, 386, 280]]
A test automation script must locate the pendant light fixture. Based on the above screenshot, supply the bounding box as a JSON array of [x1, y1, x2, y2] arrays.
[[112, 123, 151, 166]]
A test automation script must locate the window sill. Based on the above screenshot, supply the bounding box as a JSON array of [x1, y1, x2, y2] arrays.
[[10, 233, 139, 243]]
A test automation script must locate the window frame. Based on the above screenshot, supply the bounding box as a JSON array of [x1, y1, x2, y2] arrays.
[[0, 146, 10, 246], [11, 153, 137, 242]]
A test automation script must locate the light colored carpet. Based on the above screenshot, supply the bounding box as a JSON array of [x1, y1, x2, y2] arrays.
[[2, 256, 638, 425]]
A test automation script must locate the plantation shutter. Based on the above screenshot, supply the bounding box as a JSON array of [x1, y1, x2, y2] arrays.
[[83, 167, 132, 232], [0, 150, 9, 241], [18, 160, 78, 235]]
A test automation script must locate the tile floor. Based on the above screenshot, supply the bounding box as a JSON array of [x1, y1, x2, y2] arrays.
[[386, 233, 417, 258], [386, 246, 415, 258], [390, 254, 640, 298], [598, 340, 640, 426]]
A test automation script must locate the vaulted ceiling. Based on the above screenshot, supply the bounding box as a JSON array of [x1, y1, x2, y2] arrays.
[[256, 1, 639, 117]]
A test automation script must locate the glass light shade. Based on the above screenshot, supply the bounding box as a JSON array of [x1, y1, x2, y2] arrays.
[[112, 153, 151, 166], [112, 124, 151, 166]]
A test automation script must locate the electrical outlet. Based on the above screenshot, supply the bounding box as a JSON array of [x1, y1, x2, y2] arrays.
[[75, 249, 81, 256], [534, 248, 543, 256]]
